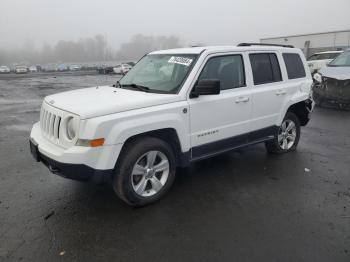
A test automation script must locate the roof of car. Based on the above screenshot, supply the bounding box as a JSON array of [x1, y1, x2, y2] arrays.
[[150, 45, 299, 55]]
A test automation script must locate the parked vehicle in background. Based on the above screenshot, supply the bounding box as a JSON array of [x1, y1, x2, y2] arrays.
[[29, 66, 38, 73], [97, 65, 115, 74], [307, 51, 343, 74], [0, 66, 11, 73], [313, 49, 350, 110], [57, 64, 69, 72], [15, 66, 28, 74], [30, 44, 313, 206], [81, 64, 99, 71], [69, 65, 81, 71], [113, 64, 133, 75], [36, 65, 43, 72], [43, 64, 57, 72]]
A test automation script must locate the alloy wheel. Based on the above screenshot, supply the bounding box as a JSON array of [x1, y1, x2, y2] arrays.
[[131, 150, 170, 197], [278, 119, 297, 150]]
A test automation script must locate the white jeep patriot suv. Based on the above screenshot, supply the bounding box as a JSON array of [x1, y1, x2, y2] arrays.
[[30, 43, 314, 206]]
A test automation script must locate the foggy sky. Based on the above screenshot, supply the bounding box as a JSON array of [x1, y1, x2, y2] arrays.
[[1, 0, 349, 50]]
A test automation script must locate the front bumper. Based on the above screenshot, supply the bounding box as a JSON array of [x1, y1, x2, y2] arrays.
[[30, 122, 122, 182], [30, 138, 113, 182], [313, 79, 350, 110]]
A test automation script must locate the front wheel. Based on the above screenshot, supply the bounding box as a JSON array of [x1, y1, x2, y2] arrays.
[[265, 112, 301, 154], [112, 137, 176, 207]]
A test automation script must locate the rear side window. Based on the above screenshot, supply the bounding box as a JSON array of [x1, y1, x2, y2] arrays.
[[283, 53, 306, 79], [249, 53, 282, 85]]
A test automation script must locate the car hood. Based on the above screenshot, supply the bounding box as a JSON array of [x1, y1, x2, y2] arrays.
[[45, 86, 181, 119], [319, 66, 350, 80]]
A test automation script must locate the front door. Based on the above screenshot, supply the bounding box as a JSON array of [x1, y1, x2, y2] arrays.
[[188, 53, 252, 160]]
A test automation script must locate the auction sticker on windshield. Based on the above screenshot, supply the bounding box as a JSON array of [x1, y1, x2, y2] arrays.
[[168, 56, 193, 66]]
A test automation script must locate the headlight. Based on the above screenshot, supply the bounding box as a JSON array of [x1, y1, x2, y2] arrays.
[[313, 73, 322, 83], [66, 117, 78, 140]]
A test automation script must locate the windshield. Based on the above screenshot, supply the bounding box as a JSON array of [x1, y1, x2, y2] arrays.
[[119, 54, 198, 94], [328, 51, 350, 67], [308, 52, 341, 61]]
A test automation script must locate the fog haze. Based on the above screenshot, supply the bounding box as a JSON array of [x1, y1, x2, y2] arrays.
[[1, 0, 349, 50]]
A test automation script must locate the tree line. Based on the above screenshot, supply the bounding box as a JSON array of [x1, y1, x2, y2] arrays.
[[0, 34, 182, 65]]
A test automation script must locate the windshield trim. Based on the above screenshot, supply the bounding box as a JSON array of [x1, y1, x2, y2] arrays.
[[119, 53, 201, 95]]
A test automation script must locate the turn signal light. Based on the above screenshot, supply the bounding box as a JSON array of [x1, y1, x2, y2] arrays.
[[77, 138, 105, 147], [90, 138, 105, 147]]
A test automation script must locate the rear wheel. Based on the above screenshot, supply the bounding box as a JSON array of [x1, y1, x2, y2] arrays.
[[265, 112, 300, 154], [112, 137, 176, 207]]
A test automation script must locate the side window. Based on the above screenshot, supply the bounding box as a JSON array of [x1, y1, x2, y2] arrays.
[[249, 53, 282, 85], [198, 55, 245, 90], [283, 53, 306, 79]]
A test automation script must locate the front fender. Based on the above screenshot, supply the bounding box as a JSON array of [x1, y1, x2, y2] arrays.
[[108, 113, 190, 152], [78, 102, 190, 152]]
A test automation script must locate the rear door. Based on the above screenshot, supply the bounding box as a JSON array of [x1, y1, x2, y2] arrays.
[[248, 52, 289, 130]]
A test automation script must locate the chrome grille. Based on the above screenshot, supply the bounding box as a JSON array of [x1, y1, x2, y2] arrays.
[[40, 106, 61, 142]]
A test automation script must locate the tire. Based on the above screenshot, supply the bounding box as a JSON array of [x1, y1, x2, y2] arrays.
[[265, 112, 301, 154], [112, 137, 176, 207]]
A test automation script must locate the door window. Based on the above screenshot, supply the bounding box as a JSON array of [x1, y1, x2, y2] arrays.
[[198, 55, 245, 90], [249, 53, 282, 85]]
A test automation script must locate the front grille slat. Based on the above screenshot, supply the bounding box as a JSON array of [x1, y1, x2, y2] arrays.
[[53, 116, 60, 139], [40, 108, 43, 130], [43, 110, 48, 134], [40, 104, 64, 144], [49, 115, 55, 138], [46, 112, 51, 135]]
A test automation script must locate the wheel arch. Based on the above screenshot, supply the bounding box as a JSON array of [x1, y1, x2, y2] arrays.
[[278, 97, 313, 126], [117, 128, 190, 168], [286, 100, 313, 126]]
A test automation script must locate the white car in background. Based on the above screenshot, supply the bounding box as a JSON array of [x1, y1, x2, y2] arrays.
[[0, 66, 11, 73], [307, 51, 343, 74], [29, 66, 38, 72], [69, 65, 81, 71], [113, 64, 132, 75], [15, 66, 28, 74]]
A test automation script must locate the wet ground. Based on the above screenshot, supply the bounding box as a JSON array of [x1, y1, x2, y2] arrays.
[[0, 72, 349, 262]]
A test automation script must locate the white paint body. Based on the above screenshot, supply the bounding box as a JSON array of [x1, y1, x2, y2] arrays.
[[30, 46, 312, 171]]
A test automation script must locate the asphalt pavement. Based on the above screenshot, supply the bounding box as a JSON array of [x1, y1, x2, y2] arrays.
[[0, 72, 349, 262]]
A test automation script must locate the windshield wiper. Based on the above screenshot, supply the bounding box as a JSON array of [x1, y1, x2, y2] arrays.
[[120, 83, 150, 92]]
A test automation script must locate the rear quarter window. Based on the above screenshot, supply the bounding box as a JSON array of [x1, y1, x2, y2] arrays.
[[283, 53, 306, 79]]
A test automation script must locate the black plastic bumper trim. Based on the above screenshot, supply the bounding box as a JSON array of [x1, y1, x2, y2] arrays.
[[30, 140, 113, 183]]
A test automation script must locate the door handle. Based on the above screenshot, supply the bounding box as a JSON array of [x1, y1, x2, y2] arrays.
[[276, 90, 287, 96], [235, 96, 250, 103]]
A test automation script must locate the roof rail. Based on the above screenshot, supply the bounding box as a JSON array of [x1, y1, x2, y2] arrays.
[[237, 43, 294, 48]]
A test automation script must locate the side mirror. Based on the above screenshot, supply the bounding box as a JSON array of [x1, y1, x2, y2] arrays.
[[191, 79, 220, 97]]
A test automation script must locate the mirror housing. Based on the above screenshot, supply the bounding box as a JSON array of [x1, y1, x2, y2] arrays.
[[112, 81, 120, 88], [191, 79, 220, 97]]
